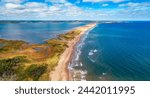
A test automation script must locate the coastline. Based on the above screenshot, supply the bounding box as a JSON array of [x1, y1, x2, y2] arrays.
[[0, 23, 96, 81], [50, 23, 97, 81]]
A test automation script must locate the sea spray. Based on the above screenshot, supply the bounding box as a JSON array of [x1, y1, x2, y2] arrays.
[[68, 24, 97, 81]]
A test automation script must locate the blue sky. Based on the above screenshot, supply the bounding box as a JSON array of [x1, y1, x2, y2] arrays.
[[0, 0, 150, 20]]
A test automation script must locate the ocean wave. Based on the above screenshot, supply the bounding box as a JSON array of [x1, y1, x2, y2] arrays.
[[88, 49, 98, 56], [87, 33, 99, 38], [102, 72, 107, 75], [104, 22, 113, 24], [88, 48, 103, 63], [71, 69, 87, 81], [88, 57, 96, 63], [100, 34, 123, 38], [69, 24, 97, 81], [69, 24, 97, 67]]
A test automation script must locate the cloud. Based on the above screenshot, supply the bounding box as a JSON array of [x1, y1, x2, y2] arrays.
[[46, 2, 84, 17], [0, 0, 86, 20], [102, 3, 109, 6], [48, 5, 60, 11], [0, 0, 150, 20], [116, 2, 150, 19], [119, 2, 150, 7], [25, 2, 48, 9], [45, 0, 66, 4], [83, 0, 126, 3], [25, 2, 48, 13], [0, 2, 48, 19], [118, 2, 150, 13], [4, 2, 48, 12], [1, 0, 25, 3], [5, 3, 22, 9]]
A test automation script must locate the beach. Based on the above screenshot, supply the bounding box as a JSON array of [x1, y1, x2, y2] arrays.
[[50, 23, 97, 81]]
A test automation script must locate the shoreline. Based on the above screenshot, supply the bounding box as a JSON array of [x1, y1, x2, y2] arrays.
[[0, 23, 96, 81], [50, 23, 97, 81]]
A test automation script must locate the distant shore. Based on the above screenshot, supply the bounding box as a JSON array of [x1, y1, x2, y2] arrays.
[[50, 23, 97, 81]]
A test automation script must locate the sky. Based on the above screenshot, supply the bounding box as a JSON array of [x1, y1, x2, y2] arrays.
[[0, 0, 150, 20]]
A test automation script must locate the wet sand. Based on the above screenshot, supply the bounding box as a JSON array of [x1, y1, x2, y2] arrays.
[[50, 23, 97, 81]]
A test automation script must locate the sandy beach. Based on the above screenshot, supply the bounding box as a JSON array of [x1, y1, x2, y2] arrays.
[[50, 23, 97, 81]]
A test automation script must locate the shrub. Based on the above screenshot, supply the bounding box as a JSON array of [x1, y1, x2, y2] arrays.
[[0, 56, 28, 79], [26, 64, 47, 81]]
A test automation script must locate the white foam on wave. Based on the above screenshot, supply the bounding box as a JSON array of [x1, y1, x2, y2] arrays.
[[105, 22, 113, 24], [69, 24, 97, 68], [94, 49, 98, 52], [80, 62, 83, 67], [99, 77, 102, 80], [88, 48, 100, 63], [88, 49, 98, 56], [68, 24, 97, 81], [102, 73, 107, 75], [72, 69, 87, 81], [88, 56, 96, 63], [88, 51, 94, 56]]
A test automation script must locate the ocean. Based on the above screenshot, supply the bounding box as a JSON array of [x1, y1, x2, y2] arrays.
[[71, 21, 150, 81], [0, 21, 150, 81]]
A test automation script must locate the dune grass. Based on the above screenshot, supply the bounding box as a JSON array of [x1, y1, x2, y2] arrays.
[[0, 29, 82, 80], [58, 30, 81, 40], [0, 39, 28, 53]]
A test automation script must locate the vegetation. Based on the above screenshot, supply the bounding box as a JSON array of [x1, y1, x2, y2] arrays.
[[0, 39, 28, 53], [26, 64, 47, 81], [46, 39, 68, 56], [0, 29, 82, 81], [58, 30, 81, 40], [46, 39, 67, 46], [0, 56, 28, 80]]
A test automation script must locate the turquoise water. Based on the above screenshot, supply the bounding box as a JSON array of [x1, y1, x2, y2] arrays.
[[75, 21, 150, 81], [0, 21, 88, 43]]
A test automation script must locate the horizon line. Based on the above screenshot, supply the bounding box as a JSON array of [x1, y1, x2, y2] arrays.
[[0, 20, 150, 21]]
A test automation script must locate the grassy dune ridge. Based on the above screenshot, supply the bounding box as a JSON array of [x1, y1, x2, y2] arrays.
[[0, 29, 82, 81]]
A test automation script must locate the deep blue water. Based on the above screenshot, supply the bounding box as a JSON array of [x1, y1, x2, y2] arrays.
[[0, 21, 88, 43], [78, 21, 150, 81]]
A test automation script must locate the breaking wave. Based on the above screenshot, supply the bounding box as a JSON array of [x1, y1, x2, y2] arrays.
[[68, 24, 97, 81]]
